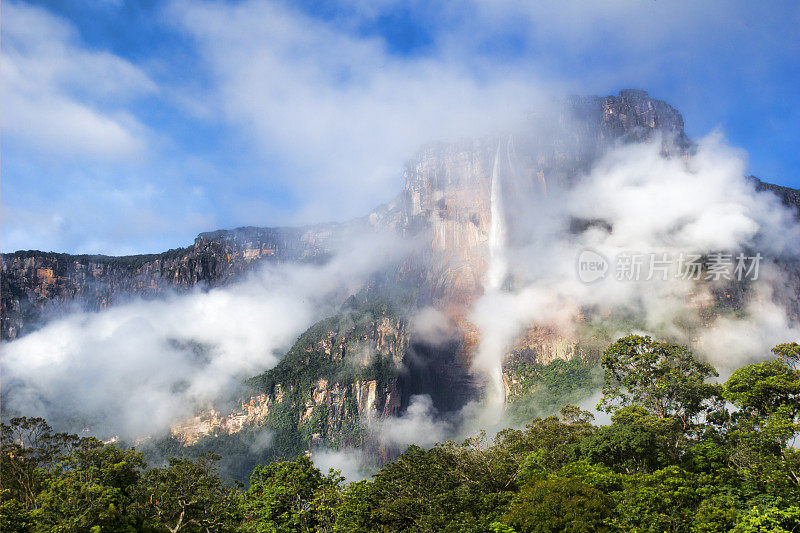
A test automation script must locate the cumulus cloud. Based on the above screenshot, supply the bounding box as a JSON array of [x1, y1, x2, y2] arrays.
[[0, 2, 213, 255], [167, 0, 551, 225], [3, 0, 799, 476], [165, 0, 799, 229], [4, 0, 798, 254], [2, 1, 155, 159]]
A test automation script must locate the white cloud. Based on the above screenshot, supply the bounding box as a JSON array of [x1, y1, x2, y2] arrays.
[[3, 0, 799, 460], [367, 394, 452, 448], [168, 0, 551, 225], [469, 133, 800, 408], [311, 447, 373, 481], [697, 282, 800, 376], [4, 0, 797, 255], [3, 269, 311, 439], [409, 307, 459, 346], [162, 0, 800, 230], [2, 2, 155, 159]]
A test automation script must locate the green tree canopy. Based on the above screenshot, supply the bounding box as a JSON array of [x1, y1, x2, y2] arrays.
[[239, 454, 342, 533], [134, 454, 236, 533], [598, 335, 722, 434]]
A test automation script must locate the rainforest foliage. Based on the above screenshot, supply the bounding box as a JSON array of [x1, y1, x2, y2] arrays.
[[2, 336, 799, 532]]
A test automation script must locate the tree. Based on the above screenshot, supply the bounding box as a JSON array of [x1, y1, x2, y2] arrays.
[[353, 439, 518, 532], [0, 417, 78, 511], [342, 445, 439, 532], [35, 437, 145, 532], [333, 480, 376, 533], [0, 489, 35, 533], [613, 466, 706, 532], [495, 412, 596, 480], [582, 406, 680, 473], [503, 478, 614, 533], [726, 360, 800, 421], [598, 335, 722, 438], [771, 342, 800, 371], [732, 505, 800, 532], [560, 405, 595, 426], [724, 347, 800, 488], [135, 454, 236, 533], [238, 454, 342, 533]]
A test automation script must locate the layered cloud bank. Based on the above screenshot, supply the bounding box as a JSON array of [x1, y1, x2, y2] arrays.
[[2, 128, 799, 480]]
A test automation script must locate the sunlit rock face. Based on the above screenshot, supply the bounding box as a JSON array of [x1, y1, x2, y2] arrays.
[[398, 89, 689, 308], [403, 139, 496, 310], [389, 90, 692, 394]]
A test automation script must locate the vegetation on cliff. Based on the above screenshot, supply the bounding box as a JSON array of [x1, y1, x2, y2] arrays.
[[504, 354, 600, 423], [3, 336, 799, 532], [148, 293, 407, 482], [244, 293, 405, 455]]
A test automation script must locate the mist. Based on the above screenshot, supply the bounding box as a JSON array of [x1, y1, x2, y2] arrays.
[[367, 394, 453, 449], [1, 229, 410, 440], [468, 131, 800, 433], [3, 0, 800, 504]]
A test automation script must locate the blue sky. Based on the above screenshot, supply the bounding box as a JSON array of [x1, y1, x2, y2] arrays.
[[3, 0, 799, 255]]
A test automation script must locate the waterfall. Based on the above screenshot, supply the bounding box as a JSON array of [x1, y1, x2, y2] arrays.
[[483, 139, 509, 407], [487, 140, 508, 291]]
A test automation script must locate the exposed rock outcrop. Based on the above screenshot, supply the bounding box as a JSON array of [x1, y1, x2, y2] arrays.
[[0, 226, 338, 340], [170, 295, 408, 453]]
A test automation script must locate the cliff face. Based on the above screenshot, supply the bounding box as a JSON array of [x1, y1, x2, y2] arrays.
[[1, 90, 690, 342], [752, 177, 800, 217], [401, 89, 689, 314], [169, 294, 409, 459], [4, 90, 799, 458], [158, 90, 697, 454], [1, 225, 345, 340]]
